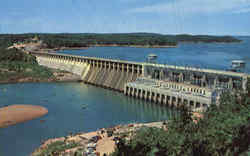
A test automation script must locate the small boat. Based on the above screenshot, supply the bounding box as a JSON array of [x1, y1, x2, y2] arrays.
[[147, 54, 157, 59], [81, 104, 88, 109], [231, 60, 246, 69], [227, 60, 246, 72], [147, 54, 158, 63]]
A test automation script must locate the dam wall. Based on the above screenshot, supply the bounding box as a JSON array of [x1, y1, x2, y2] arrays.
[[83, 65, 138, 91], [32, 52, 248, 93], [33, 52, 143, 91], [36, 55, 89, 76], [32, 52, 249, 110]]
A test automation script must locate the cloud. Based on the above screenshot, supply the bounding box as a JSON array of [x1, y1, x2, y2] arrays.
[[127, 0, 250, 14], [233, 7, 250, 13]]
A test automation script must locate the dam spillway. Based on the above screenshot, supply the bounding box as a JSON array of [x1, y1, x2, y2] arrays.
[[33, 52, 249, 110], [83, 65, 138, 91], [35, 52, 143, 92]]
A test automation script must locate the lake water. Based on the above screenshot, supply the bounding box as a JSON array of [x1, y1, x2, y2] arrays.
[[59, 36, 250, 73], [1, 36, 250, 156]]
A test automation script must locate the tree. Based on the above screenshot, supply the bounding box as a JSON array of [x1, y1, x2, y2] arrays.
[[112, 92, 250, 156]]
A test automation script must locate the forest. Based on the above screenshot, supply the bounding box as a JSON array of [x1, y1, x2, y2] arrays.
[[0, 33, 241, 48], [111, 91, 250, 156]]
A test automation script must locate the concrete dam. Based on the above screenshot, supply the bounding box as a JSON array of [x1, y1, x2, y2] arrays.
[[33, 52, 249, 110], [35, 52, 143, 91]]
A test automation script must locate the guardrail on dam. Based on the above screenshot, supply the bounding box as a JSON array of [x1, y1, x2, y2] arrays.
[[32, 52, 249, 110]]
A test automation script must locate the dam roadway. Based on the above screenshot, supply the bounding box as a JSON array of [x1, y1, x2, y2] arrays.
[[32, 52, 249, 110]]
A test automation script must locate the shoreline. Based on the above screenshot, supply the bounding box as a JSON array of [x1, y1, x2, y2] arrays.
[[0, 78, 82, 85], [30, 41, 242, 53], [45, 44, 178, 52], [31, 121, 167, 156], [0, 71, 82, 85], [88, 44, 178, 48], [44, 41, 241, 52], [31, 112, 203, 156]]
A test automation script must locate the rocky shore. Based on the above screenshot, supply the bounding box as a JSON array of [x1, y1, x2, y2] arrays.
[[31, 121, 167, 156], [31, 112, 203, 156]]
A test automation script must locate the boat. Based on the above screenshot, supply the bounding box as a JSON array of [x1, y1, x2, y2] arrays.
[[227, 60, 246, 72], [231, 60, 246, 68]]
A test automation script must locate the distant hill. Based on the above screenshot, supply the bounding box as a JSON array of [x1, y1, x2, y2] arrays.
[[166, 34, 241, 43], [0, 33, 241, 49]]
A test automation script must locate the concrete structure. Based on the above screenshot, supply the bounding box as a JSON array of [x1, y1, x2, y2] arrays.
[[32, 52, 249, 109], [143, 64, 248, 91], [124, 78, 218, 110], [34, 52, 143, 91], [33, 52, 248, 91]]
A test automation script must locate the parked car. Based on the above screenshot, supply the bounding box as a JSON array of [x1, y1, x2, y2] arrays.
[[87, 143, 97, 149]]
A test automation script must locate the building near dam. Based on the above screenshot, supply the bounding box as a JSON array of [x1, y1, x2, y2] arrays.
[[125, 78, 218, 111], [32, 52, 249, 111]]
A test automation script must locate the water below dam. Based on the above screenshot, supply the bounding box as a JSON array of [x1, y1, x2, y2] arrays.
[[1, 36, 250, 156], [0, 83, 177, 156]]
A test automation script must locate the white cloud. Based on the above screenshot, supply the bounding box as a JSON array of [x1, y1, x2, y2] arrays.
[[128, 0, 250, 14]]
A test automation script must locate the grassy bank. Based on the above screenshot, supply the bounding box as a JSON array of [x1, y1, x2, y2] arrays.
[[0, 61, 54, 82], [0, 38, 54, 83]]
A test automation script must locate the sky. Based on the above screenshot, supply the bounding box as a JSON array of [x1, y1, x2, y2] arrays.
[[0, 0, 250, 35]]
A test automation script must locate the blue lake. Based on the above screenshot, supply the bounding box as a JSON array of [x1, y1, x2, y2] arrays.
[[59, 36, 250, 73], [1, 36, 250, 156]]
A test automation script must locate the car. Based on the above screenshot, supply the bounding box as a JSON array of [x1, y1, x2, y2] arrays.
[[113, 136, 119, 141], [107, 130, 113, 137], [87, 143, 97, 148]]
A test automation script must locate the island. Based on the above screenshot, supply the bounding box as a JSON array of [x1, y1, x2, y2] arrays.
[[0, 105, 48, 128]]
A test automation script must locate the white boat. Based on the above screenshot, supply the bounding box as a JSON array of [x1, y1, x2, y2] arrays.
[[232, 60, 246, 69]]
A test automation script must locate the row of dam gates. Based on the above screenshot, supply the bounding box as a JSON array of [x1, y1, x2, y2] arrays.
[[33, 52, 249, 110]]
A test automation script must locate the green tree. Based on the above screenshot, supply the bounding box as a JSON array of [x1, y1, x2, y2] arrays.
[[112, 92, 250, 156]]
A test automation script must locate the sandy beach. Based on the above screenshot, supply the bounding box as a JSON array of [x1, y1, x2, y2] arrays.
[[0, 105, 48, 128]]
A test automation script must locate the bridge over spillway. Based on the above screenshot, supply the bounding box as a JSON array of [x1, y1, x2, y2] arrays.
[[32, 52, 249, 110]]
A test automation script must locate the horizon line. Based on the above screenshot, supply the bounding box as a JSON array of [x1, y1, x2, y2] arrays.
[[0, 32, 249, 37]]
